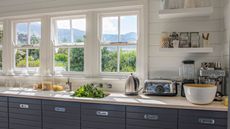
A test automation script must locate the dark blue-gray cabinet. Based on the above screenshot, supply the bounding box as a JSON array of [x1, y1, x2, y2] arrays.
[[179, 109, 227, 129], [126, 106, 178, 129], [81, 103, 126, 129], [0, 96, 228, 129], [42, 100, 80, 129], [8, 97, 42, 129], [0, 96, 8, 129]]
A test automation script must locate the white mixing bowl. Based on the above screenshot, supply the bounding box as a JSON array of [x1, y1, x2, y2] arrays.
[[184, 84, 217, 105]]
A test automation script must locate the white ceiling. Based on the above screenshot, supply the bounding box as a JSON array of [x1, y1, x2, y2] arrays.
[[0, 0, 138, 17]]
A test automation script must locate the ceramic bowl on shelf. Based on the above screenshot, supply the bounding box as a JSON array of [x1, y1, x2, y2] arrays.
[[184, 84, 217, 105]]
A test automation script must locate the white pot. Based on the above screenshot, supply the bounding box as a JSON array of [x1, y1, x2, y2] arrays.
[[184, 84, 217, 105]]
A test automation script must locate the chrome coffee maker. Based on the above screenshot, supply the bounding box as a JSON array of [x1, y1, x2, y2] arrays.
[[199, 62, 226, 100]]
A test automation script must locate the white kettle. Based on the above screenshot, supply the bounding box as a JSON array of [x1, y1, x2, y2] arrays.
[[125, 73, 140, 95]]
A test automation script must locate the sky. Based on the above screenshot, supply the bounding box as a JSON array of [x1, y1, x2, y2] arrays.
[[103, 15, 137, 35], [57, 19, 86, 31], [56, 15, 137, 35]]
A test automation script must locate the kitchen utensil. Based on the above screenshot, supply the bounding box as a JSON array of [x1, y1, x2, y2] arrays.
[[184, 84, 217, 104], [180, 60, 195, 80], [143, 80, 177, 96], [125, 73, 140, 95]]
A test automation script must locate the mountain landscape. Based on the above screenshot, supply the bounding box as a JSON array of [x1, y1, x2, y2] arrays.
[[17, 23, 137, 43]]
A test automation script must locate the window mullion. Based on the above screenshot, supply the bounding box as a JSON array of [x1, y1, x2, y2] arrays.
[[117, 16, 121, 73], [118, 16, 121, 42], [26, 49, 29, 68], [117, 46, 120, 73], [68, 48, 70, 71], [28, 23, 30, 45], [70, 19, 73, 43]]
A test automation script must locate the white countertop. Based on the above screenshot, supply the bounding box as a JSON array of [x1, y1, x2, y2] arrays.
[[0, 87, 227, 111]]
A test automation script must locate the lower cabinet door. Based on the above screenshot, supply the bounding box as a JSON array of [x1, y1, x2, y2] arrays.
[[179, 109, 227, 129], [126, 106, 178, 129], [81, 103, 126, 129], [8, 97, 42, 129], [0, 96, 8, 129], [42, 100, 80, 129]]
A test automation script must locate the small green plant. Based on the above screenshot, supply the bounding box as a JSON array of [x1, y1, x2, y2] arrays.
[[72, 84, 106, 98]]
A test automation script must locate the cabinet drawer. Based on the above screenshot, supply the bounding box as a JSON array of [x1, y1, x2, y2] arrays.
[[81, 103, 125, 129], [9, 97, 42, 129], [127, 106, 178, 129], [179, 109, 227, 127], [81, 103, 125, 111], [43, 100, 80, 118], [43, 100, 80, 129]]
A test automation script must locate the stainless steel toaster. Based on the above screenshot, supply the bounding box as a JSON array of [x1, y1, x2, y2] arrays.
[[143, 80, 177, 96]]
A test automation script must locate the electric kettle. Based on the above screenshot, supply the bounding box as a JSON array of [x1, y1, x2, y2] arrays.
[[125, 73, 140, 95]]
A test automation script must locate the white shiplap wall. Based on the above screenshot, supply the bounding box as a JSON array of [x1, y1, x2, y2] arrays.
[[148, 0, 225, 79], [224, 0, 230, 71], [0, 0, 227, 92]]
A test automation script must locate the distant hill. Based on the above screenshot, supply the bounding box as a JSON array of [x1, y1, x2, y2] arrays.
[[17, 23, 137, 43]]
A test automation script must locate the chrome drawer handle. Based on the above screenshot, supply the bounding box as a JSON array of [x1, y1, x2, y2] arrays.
[[96, 111, 109, 116], [144, 114, 159, 120], [54, 107, 66, 112], [198, 118, 215, 125], [19, 104, 29, 109]]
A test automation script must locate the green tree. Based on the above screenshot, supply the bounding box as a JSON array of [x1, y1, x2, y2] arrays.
[[101, 47, 117, 72], [55, 48, 68, 70], [120, 49, 136, 72], [30, 34, 40, 44], [70, 48, 84, 72], [101, 47, 136, 72]]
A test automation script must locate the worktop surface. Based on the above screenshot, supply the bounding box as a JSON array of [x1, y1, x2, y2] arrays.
[[0, 87, 227, 111]]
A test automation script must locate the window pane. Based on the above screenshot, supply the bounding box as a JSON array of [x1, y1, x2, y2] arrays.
[[101, 47, 118, 72], [30, 22, 41, 45], [16, 23, 28, 45], [57, 20, 71, 43], [72, 19, 86, 43], [102, 17, 118, 43], [16, 49, 26, 68], [70, 48, 84, 72], [120, 15, 138, 43], [54, 48, 68, 71], [0, 49, 2, 70], [28, 49, 40, 67], [0, 24, 3, 45], [120, 46, 136, 72]]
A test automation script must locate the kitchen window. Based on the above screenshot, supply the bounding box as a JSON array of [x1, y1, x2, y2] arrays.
[[99, 14, 138, 73], [53, 17, 85, 73], [13, 20, 41, 72]]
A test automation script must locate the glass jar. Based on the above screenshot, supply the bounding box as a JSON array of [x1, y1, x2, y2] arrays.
[[180, 60, 195, 80]]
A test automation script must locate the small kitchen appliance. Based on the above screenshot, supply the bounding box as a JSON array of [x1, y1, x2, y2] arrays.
[[199, 62, 226, 99], [125, 73, 140, 96], [143, 80, 177, 96], [180, 60, 196, 97]]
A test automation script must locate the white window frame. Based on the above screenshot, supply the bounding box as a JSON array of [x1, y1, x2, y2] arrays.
[[0, 3, 147, 80], [51, 15, 86, 75], [12, 19, 41, 74], [98, 11, 140, 76]]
